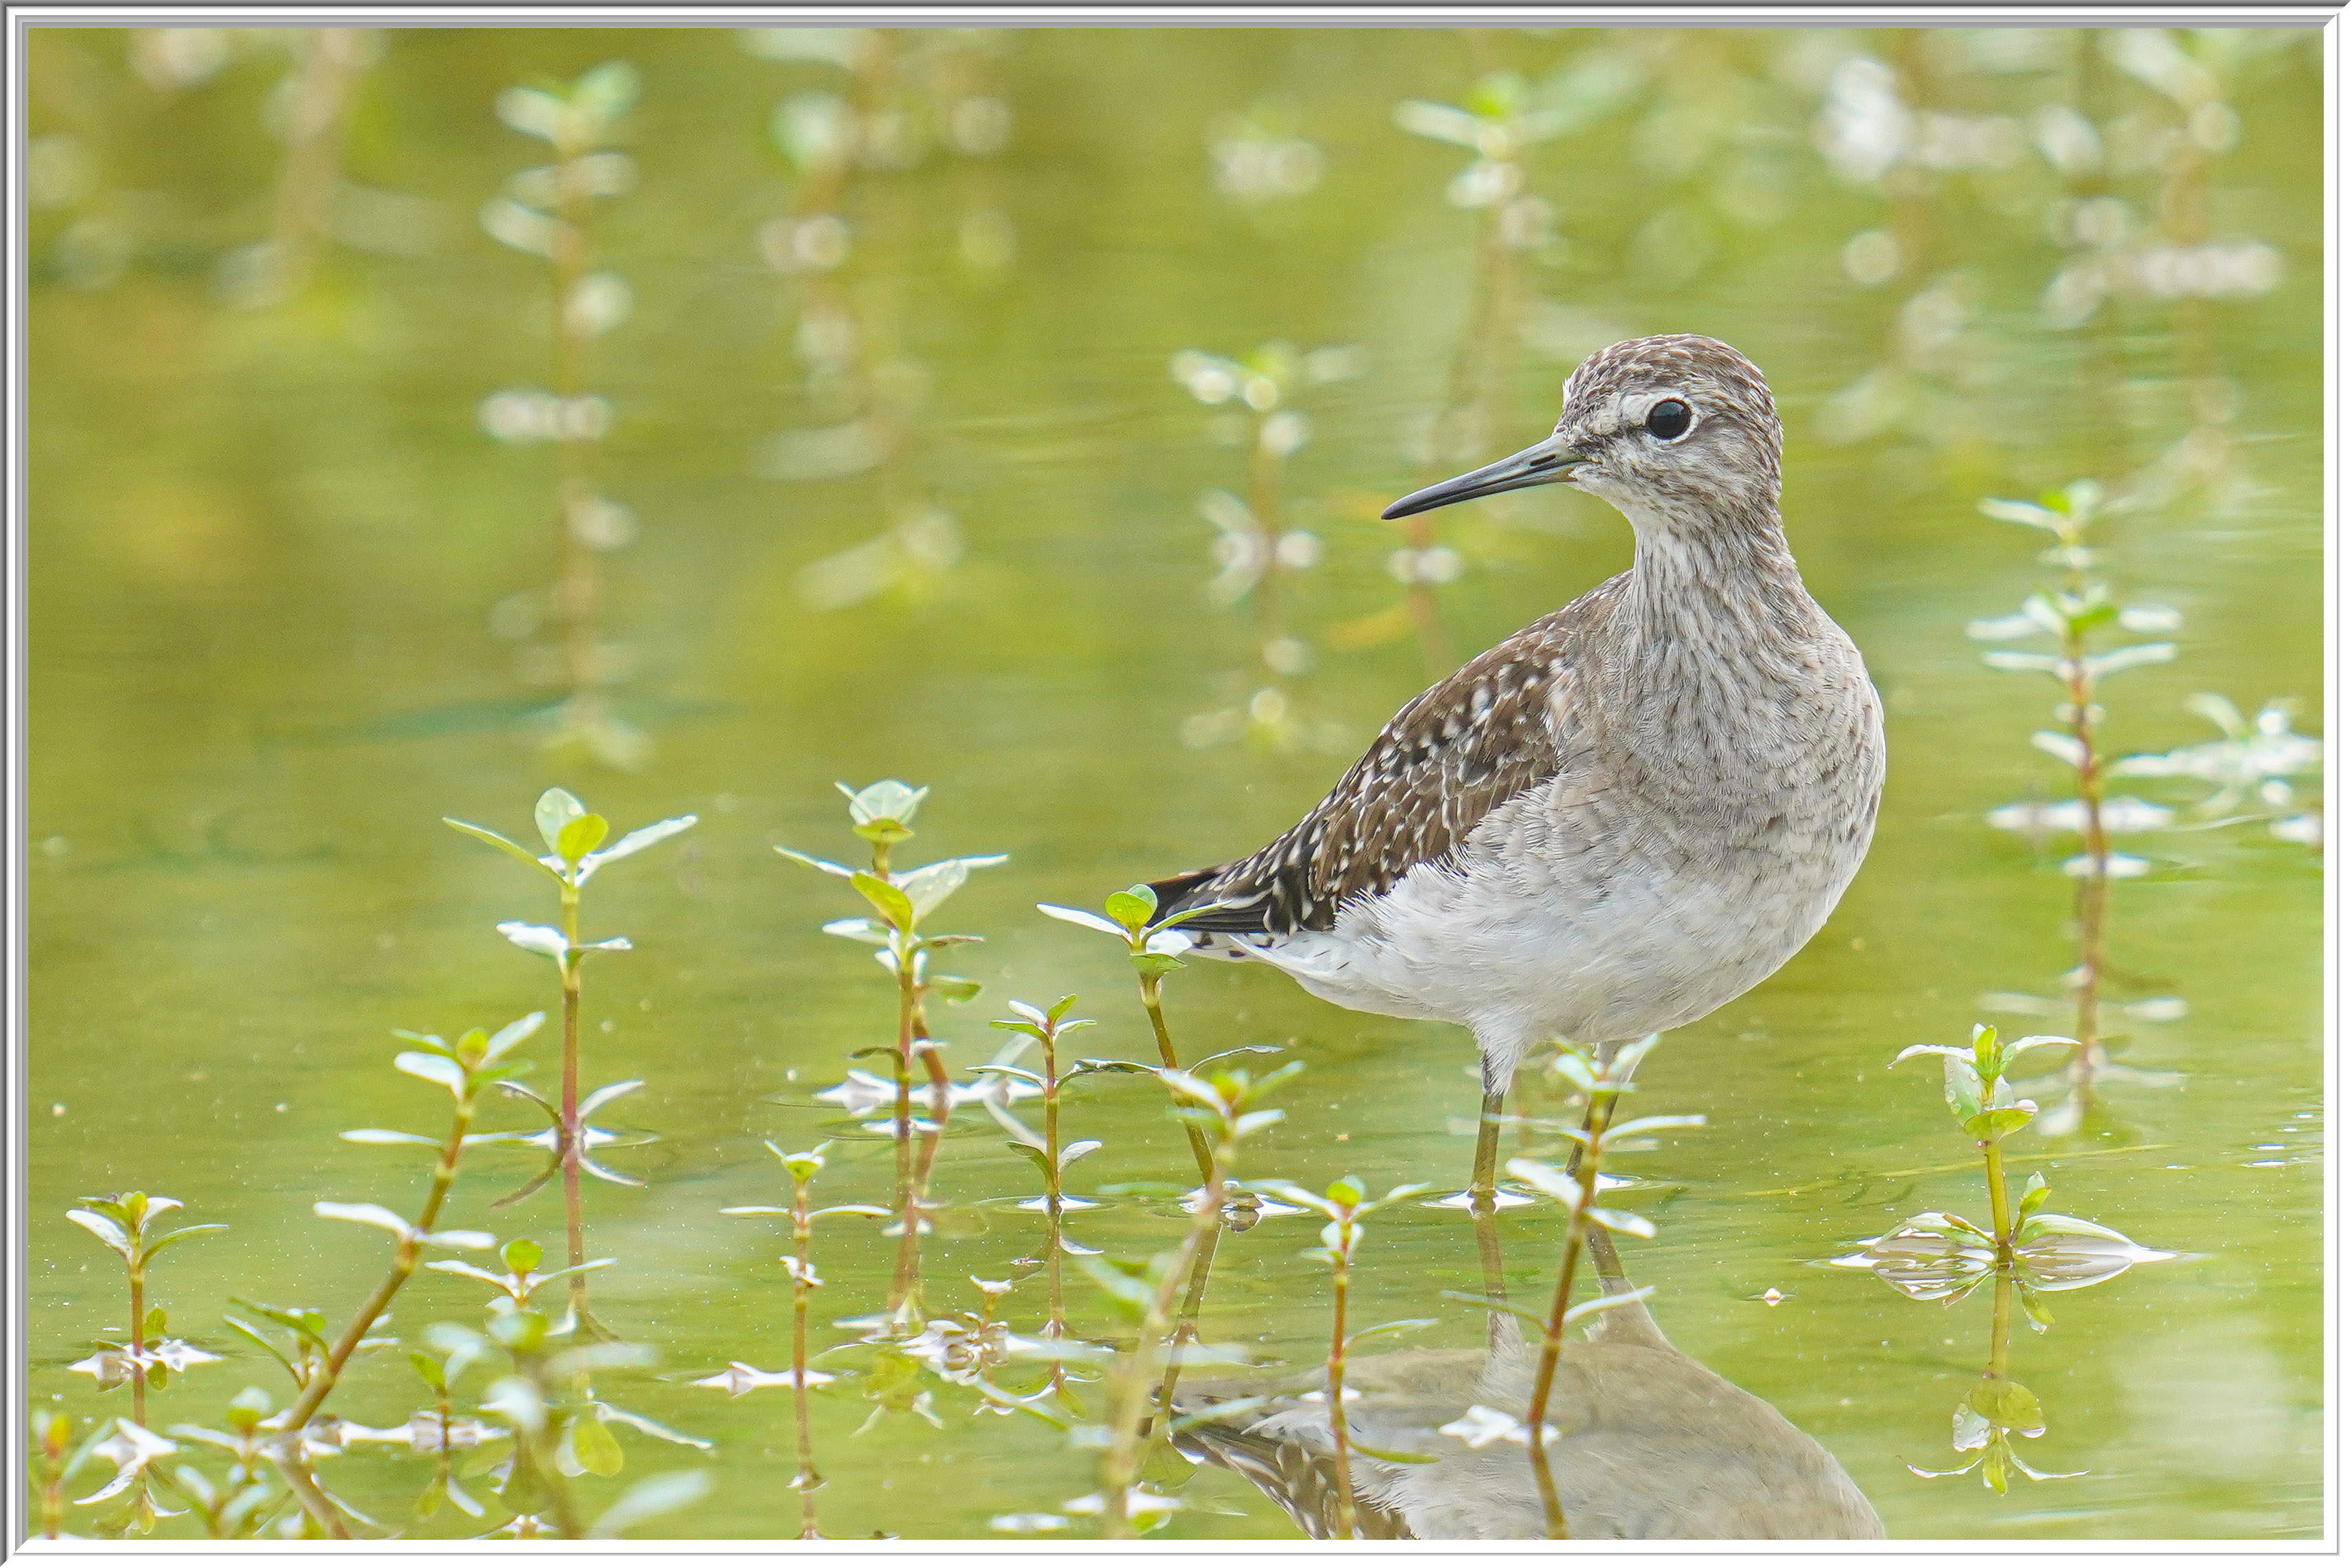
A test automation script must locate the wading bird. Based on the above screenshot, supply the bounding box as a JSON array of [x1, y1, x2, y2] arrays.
[[1149, 335, 1884, 1201]]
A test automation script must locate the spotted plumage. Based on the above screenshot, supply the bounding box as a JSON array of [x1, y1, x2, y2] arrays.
[[1145, 335, 1885, 1118], [1149, 603, 1596, 937]]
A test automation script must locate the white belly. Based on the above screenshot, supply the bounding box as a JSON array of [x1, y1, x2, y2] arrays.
[[1238, 777, 1870, 1061]]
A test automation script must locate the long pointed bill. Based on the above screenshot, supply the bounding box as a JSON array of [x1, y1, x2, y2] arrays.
[[1381, 433, 1584, 520]]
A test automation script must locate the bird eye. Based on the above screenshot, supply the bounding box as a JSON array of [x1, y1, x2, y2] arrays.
[[1645, 399, 1692, 441]]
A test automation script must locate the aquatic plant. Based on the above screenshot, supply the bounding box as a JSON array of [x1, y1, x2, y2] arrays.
[[1168, 342, 1359, 750], [1830, 1024, 2171, 1492], [418, 1240, 708, 1532], [58, 1191, 223, 1532], [1969, 479, 2184, 1126], [1081, 1059, 1300, 1538], [1244, 1175, 1437, 1540], [480, 60, 648, 769], [1037, 884, 1229, 1192], [2112, 693, 2325, 850], [1385, 65, 1610, 670], [447, 787, 695, 1330], [449, 1308, 710, 1538], [747, 30, 1013, 611], [978, 996, 1110, 1378], [215, 28, 381, 308], [781, 777, 1002, 1321], [703, 1142, 889, 1538], [1460, 1040, 1696, 1539], [65, 1193, 225, 1436]]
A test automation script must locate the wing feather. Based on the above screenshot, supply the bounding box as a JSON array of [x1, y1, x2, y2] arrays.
[[1152, 584, 1617, 935]]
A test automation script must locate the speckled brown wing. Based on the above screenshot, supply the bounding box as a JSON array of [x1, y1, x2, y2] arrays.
[[1152, 584, 1618, 936]]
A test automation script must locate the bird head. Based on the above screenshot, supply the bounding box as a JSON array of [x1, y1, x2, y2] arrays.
[[1382, 335, 1782, 531]]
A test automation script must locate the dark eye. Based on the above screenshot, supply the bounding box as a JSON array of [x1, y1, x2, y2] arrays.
[[1645, 399, 1692, 441]]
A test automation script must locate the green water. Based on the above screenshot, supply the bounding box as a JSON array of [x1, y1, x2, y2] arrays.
[[27, 25, 2324, 1541]]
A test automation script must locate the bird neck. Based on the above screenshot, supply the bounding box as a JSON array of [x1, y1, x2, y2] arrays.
[[1623, 498, 1814, 655]]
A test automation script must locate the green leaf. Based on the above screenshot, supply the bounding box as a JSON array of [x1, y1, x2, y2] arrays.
[[1601, 1114, 1706, 1145], [842, 780, 927, 828], [144, 1306, 168, 1337], [1586, 1207, 1656, 1239], [579, 815, 696, 879], [66, 1210, 133, 1258], [1560, 1285, 1656, 1327], [928, 976, 983, 1004], [1547, 1052, 1598, 1092], [1962, 1105, 2035, 1141], [1008, 1142, 1055, 1182], [1502, 1157, 1584, 1210], [2016, 1171, 2051, 1222], [534, 788, 587, 854], [1105, 888, 1157, 929], [445, 819, 562, 880], [410, 1349, 448, 1393], [1077, 1258, 1156, 1316], [1326, 1175, 1365, 1208], [569, 1413, 625, 1477], [1342, 1317, 1439, 1350], [395, 1052, 469, 1095], [2016, 1212, 2136, 1244], [503, 1238, 544, 1274], [776, 847, 857, 879], [142, 1224, 227, 1262], [1068, 1058, 1154, 1076], [1970, 1022, 2003, 1077], [1130, 951, 1185, 979], [591, 1470, 714, 1539], [1349, 1441, 1440, 1465], [852, 872, 915, 931], [557, 813, 609, 865], [1941, 1053, 1985, 1125], [1966, 1378, 2046, 1435]]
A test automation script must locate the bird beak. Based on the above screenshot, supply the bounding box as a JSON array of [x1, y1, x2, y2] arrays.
[[1381, 433, 1585, 520]]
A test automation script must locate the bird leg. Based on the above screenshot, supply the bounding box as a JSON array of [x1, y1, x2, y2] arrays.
[[1469, 1087, 1511, 1318], [1469, 1087, 1508, 1204]]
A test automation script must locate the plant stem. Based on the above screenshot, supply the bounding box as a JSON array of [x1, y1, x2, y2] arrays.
[[278, 1450, 351, 1540], [558, 879, 595, 1336], [1139, 977, 1216, 1191], [1097, 1135, 1229, 1538], [41, 1422, 67, 1538], [1988, 1268, 2014, 1380], [549, 129, 607, 740], [1042, 1029, 1070, 1372], [2063, 616, 2109, 1093], [1526, 1084, 1616, 1541], [1151, 1228, 1220, 1430], [1985, 1139, 2014, 1263], [286, 1090, 476, 1432], [128, 1261, 147, 1431], [1326, 1242, 1358, 1542]]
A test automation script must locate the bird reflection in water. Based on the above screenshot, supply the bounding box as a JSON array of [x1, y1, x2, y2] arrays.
[[1172, 1234, 1882, 1541]]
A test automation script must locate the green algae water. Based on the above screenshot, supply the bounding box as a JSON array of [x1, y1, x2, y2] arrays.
[[26, 25, 2323, 1541]]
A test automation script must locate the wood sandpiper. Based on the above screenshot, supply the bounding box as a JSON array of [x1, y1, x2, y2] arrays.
[[1150, 335, 1886, 1201]]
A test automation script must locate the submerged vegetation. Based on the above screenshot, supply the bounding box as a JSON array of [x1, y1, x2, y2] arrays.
[[28, 22, 2320, 1545]]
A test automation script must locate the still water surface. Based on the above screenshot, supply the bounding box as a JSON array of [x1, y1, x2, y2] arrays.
[[28, 25, 2323, 1540]]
